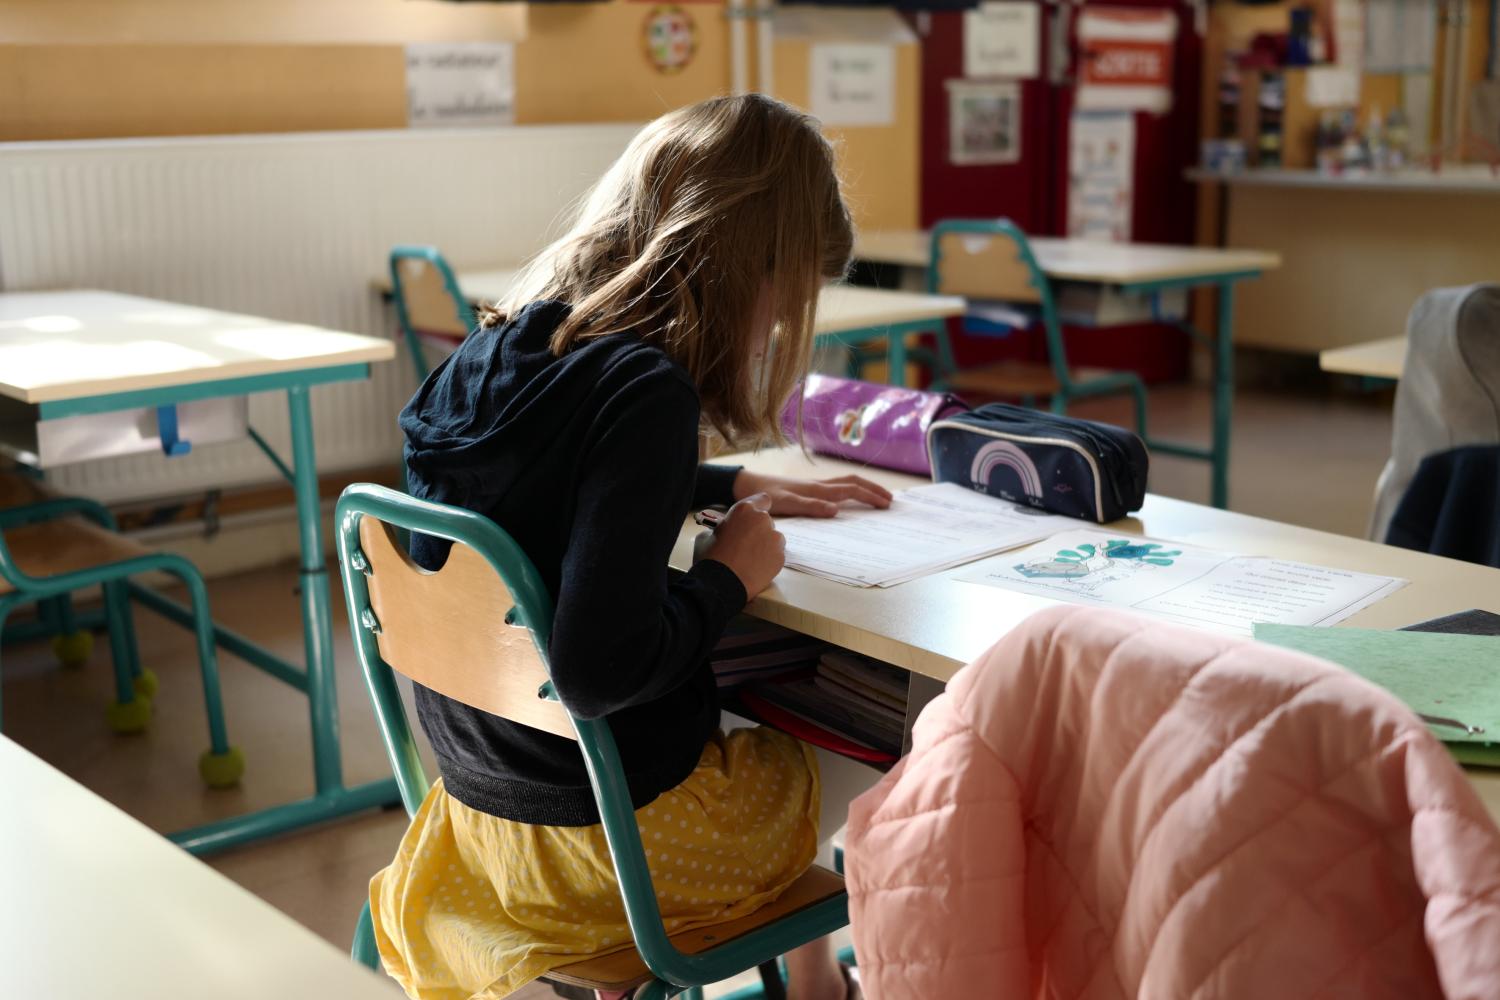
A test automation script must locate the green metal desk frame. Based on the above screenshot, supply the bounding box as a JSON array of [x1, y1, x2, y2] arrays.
[[29, 362, 401, 855], [1113, 270, 1263, 510]]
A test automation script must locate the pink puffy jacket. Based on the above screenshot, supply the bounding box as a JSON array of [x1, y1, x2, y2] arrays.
[[845, 606, 1500, 999]]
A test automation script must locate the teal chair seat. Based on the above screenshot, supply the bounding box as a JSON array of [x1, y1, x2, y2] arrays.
[[335, 484, 848, 999]]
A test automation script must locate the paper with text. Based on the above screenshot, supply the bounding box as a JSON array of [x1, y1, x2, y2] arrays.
[[778, 482, 1072, 588], [957, 529, 1406, 633]]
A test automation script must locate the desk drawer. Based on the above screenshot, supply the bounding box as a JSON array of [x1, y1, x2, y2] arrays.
[[0, 397, 248, 469]]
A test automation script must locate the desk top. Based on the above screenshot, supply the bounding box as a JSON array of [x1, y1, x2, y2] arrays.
[[812, 284, 966, 335], [376, 268, 966, 337], [1319, 336, 1406, 380], [672, 449, 1499, 683], [854, 230, 1282, 285], [0, 736, 398, 1000], [0, 291, 395, 405]]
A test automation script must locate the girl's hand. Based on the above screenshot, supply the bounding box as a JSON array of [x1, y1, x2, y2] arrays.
[[701, 493, 786, 597], [732, 470, 894, 518]]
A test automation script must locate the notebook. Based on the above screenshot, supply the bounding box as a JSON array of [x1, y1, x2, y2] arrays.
[[1253, 623, 1500, 766]]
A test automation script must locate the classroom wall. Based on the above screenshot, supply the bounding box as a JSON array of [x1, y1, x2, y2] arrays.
[[0, 0, 527, 44], [0, 0, 523, 140], [773, 19, 922, 231], [0, 0, 917, 231], [515, 4, 732, 124]]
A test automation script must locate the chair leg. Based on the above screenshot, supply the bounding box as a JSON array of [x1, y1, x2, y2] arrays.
[[1128, 377, 1149, 438], [103, 581, 151, 735], [116, 590, 157, 699], [49, 593, 94, 668], [757, 961, 788, 1000], [0, 594, 21, 733], [163, 558, 244, 788], [352, 899, 381, 970]]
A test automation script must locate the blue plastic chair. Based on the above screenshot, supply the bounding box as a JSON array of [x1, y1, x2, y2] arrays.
[[926, 219, 1148, 435], [335, 484, 848, 999]]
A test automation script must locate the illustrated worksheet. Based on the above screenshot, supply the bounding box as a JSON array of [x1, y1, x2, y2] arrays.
[[957, 529, 1408, 633]]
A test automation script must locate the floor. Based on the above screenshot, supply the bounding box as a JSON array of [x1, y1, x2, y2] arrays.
[[0, 379, 1394, 998]]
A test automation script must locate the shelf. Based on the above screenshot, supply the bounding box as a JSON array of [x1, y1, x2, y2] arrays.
[[1188, 166, 1500, 195]]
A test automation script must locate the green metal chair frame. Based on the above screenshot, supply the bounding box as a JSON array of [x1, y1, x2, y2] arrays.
[[388, 245, 477, 381], [335, 483, 849, 1000], [0, 496, 242, 786], [926, 219, 1149, 437]]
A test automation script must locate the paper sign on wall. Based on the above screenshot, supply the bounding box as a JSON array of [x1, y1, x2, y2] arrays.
[[963, 2, 1040, 80], [406, 42, 515, 128], [1067, 112, 1135, 242], [810, 44, 896, 127], [947, 80, 1022, 165], [1076, 7, 1176, 114]]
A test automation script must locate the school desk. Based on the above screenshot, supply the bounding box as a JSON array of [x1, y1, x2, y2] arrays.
[[853, 230, 1282, 510], [0, 290, 400, 854], [372, 267, 966, 387], [1319, 336, 1406, 381], [670, 448, 1500, 815], [0, 735, 399, 999]]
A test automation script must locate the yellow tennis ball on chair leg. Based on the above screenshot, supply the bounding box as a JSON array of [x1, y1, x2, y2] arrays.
[[131, 668, 160, 699], [51, 630, 94, 668], [199, 746, 246, 789], [106, 696, 152, 734]]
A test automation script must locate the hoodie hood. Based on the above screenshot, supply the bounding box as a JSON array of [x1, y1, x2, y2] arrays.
[[399, 299, 693, 510]]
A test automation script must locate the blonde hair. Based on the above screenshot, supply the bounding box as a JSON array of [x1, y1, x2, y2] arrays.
[[483, 94, 854, 446]]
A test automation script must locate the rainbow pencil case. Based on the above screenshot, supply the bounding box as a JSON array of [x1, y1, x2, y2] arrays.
[[925, 404, 1148, 523]]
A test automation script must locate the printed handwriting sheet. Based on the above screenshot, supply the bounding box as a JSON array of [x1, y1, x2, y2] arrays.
[[957, 529, 1407, 633], [777, 482, 1074, 588]]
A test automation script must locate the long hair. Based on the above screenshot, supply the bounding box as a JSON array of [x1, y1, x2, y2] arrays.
[[482, 94, 854, 446]]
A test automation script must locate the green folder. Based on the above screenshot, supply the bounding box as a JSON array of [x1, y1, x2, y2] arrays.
[[1253, 624, 1500, 767]]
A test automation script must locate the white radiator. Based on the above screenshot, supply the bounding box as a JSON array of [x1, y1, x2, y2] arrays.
[[0, 124, 639, 503]]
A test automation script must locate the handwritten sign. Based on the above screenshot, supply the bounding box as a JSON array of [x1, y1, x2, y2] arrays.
[[810, 44, 895, 127], [406, 42, 516, 128], [964, 3, 1040, 80]]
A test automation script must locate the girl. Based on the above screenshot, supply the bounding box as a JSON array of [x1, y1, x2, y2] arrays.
[[377, 94, 887, 1000]]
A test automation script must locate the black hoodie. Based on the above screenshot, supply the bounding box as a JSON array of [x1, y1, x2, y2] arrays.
[[400, 300, 748, 825]]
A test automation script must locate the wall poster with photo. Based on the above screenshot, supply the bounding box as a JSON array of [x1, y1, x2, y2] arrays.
[[946, 80, 1022, 166]]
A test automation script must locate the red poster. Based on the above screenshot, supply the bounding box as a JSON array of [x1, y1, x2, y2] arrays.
[[1077, 8, 1177, 113]]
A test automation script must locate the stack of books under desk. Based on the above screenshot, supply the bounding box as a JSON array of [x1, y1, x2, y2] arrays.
[[713, 619, 909, 767]]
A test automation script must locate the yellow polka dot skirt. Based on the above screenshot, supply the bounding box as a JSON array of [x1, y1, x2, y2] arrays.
[[371, 727, 820, 1000]]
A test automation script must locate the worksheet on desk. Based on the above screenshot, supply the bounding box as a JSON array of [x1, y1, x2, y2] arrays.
[[956, 528, 1408, 634], [777, 482, 1074, 588]]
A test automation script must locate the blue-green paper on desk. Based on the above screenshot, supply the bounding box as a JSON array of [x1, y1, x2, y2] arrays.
[[1252, 624, 1500, 767]]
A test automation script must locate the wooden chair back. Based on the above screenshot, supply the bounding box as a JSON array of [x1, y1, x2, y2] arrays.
[[357, 516, 575, 741], [933, 228, 1042, 303], [393, 255, 472, 338]]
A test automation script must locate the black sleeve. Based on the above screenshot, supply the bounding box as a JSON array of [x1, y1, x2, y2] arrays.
[[692, 463, 743, 509], [547, 382, 748, 720]]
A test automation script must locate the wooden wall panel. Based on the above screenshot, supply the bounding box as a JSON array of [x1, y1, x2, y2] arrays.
[[0, 45, 407, 140], [773, 38, 921, 231], [0, 0, 526, 45], [515, 3, 731, 124]]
